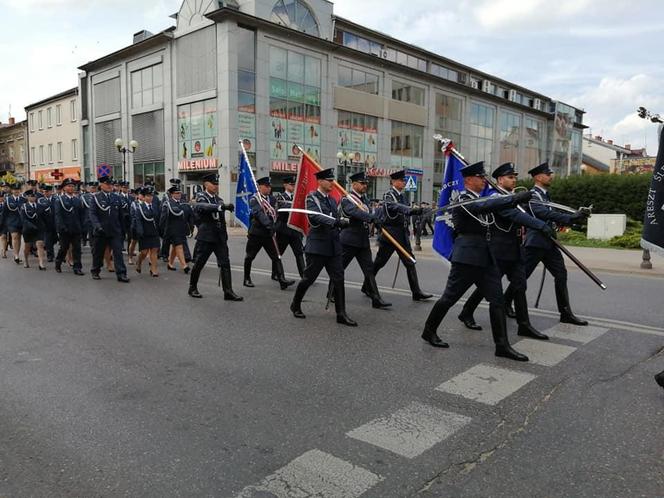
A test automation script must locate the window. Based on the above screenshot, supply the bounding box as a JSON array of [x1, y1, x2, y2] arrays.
[[337, 111, 378, 181], [47, 107, 52, 128], [133, 162, 165, 192], [434, 93, 463, 176], [524, 117, 545, 168], [269, 46, 321, 167], [20, 145, 24, 162], [238, 27, 256, 115], [337, 65, 379, 94], [177, 100, 216, 163], [391, 120, 424, 169], [29, 113, 35, 132], [56, 104, 62, 126], [335, 30, 383, 57], [468, 102, 495, 166], [38, 110, 43, 130], [39, 145, 44, 164], [57, 142, 63, 162], [30, 147, 36, 166], [94, 77, 121, 117], [131, 64, 163, 109], [270, 0, 319, 36], [431, 63, 460, 83], [70, 99, 77, 121], [48, 143, 53, 163], [499, 111, 521, 165], [392, 80, 425, 106], [71, 139, 78, 161]]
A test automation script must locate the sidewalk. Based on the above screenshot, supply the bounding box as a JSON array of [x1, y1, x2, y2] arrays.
[[227, 227, 664, 277]]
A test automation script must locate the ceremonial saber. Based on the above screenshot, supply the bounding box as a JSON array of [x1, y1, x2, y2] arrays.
[[278, 208, 337, 221], [392, 259, 400, 289], [239, 140, 281, 260], [435, 136, 607, 291], [534, 266, 547, 308], [295, 145, 417, 265]]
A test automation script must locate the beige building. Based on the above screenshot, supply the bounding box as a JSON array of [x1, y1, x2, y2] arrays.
[[0, 117, 28, 179], [25, 88, 81, 184]]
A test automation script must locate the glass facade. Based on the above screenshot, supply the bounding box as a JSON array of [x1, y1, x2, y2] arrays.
[[498, 110, 521, 165], [337, 111, 378, 186], [468, 102, 495, 167], [524, 117, 545, 170], [134, 161, 165, 192], [433, 93, 463, 178], [270, 0, 319, 36], [269, 46, 321, 172], [391, 120, 423, 169], [337, 65, 379, 94], [131, 64, 163, 109], [237, 27, 256, 165], [177, 99, 217, 165], [392, 80, 425, 106], [550, 102, 581, 174]]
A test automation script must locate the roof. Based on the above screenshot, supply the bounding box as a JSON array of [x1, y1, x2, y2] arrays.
[[25, 87, 78, 111], [582, 154, 610, 172], [583, 135, 631, 153], [78, 27, 175, 72]]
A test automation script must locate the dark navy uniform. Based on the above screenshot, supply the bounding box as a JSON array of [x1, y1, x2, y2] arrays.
[[422, 161, 532, 362], [187, 174, 242, 301], [160, 196, 193, 247], [88, 178, 129, 281], [290, 168, 356, 326], [38, 192, 57, 261], [459, 163, 552, 340], [504, 162, 588, 325], [80, 190, 94, 245], [20, 199, 45, 244], [329, 172, 390, 309], [4, 191, 24, 234], [132, 201, 160, 251], [243, 177, 295, 290], [54, 182, 85, 274], [370, 170, 432, 300], [272, 177, 305, 278]]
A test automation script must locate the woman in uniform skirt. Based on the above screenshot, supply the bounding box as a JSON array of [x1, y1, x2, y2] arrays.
[[0, 189, 7, 259], [5, 183, 24, 264], [160, 185, 192, 273], [132, 187, 161, 277], [19, 189, 47, 270]]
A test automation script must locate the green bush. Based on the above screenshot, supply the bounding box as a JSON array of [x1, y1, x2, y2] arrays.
[[518, 174, 653, 221]]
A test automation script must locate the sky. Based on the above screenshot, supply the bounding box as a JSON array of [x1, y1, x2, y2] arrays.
[[1, 0, 663, 155]]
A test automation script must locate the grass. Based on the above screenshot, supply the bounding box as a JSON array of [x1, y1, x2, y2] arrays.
[[556, 218, 643, 250]]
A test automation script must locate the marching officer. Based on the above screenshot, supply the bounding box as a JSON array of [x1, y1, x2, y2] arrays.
[[38, 184, 57, 262], [88, 176, 130, 282], [54, 178, 85, 275], [5, 183, 24, 264], [457, 162, 555, 340], [327, 171, 391, 309], [503, 162, 589, 326], [0, 189, 6, 258], [421, 161, 533, 362], [243, 176, 295, 290], [161, 184, 193, 273], [289, 168, 356, 327], [187, 173, 242, 301], [272, 176, 306, 279], [369, 170, 432, 301], [19, 189, 47, 270]]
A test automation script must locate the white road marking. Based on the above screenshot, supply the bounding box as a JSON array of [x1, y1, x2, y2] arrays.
[[511, 339, 577, 367], [235, 449, 382, 498], [544, 323, 609, 344], [346, 402, 471, 459], [436, 364, 537, 406]]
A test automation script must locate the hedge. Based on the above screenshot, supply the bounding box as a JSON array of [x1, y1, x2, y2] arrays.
[[518, 174, 653, 221]]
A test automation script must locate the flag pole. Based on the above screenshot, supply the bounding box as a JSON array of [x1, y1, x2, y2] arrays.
[[239, 140, 281, 259], [295, 145, 416, 265]]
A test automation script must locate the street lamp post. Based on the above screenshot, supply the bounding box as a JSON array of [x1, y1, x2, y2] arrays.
[[114, 138, 138, 183]]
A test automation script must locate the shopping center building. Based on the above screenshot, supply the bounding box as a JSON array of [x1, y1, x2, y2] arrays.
[[78, 0, 585, 201]]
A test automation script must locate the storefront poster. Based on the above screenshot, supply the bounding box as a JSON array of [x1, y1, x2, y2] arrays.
[[238, 112, 256, 139], [338, 129, 351, 149], [203, 137, 216, 158], [205, 102, 217, 138], [191, 139, 205, 159], [179, 141, 190, 159], [270, 118, 287, 140], [351, 131, 364, 151], [270, 78, 288, 99], [365, 131, 378, 153], [271, 141, 287, 161], [304, 124, 320, 145], [178, 107, 191, 142], [190, 101, 205, 142], [288, 121, 304, 145]]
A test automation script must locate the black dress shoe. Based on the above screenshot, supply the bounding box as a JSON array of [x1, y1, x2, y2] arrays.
[[336, 313, 358, 327], [167, 265, 177, 271], [458, 313, 482, 331], [655, 371, 664, 388], [517, 324, 549, 340], [413, 292, 433, 301], [224, 292, 244, 302], [188, 287, 202, 298], [279, 279, 296, 290], [290, 302, 305, 319], [372, 298, 392, 309], [244, 279, 255, 288], [91, 272, 101, 280], [421, 328, 449, 348], [495, 345, 529, 362], [117, 275, 130, 283], [560, 310, 588, 326], [74, 270, 85, 276], [38, 265, 47, 271]]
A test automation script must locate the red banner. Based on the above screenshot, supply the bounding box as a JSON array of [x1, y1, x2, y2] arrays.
[[287, 152, 344, 235]]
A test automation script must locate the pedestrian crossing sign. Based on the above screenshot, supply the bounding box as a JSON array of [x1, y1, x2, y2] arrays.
[[404, 175, 418, 192]]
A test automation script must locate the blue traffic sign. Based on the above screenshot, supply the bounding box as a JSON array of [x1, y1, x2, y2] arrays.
[[97, 163, 111, 178], [404, 175, 418, 192]]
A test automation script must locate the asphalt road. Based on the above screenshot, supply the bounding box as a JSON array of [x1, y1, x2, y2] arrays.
[[0, 236, 662, 497]]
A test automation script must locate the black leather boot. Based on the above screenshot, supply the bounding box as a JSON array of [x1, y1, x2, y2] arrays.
[[188, 260, 203, 298], [503, 285, 516, 318], [458, 313, 482, 331], [243, 259, 255, 287], [406, 266, 433, 301], [326, 281, 335, 304], [490, 304, 528, 362], [422, 298, 450, 347], [367, 274, 391, 309], [295, 254, 306, 279], [271, 259, 279, 281], [555, 281, 588, 326], [334, 284, 358, 327], [276, 260, 295, 290], [514, 291, 548, 340], [459, 288, 483, 330], [290, 282, 306, 318], [360, 275, 371, 298], [221, 267, 243, 301], [421, 327, 449, 348]]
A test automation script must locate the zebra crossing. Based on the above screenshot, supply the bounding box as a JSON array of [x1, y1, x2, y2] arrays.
[[235, 322, 610, 497]]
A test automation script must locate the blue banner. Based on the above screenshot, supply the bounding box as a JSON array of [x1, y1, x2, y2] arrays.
[[235, 152, 257, 230], [432, 153, 466, 260]]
